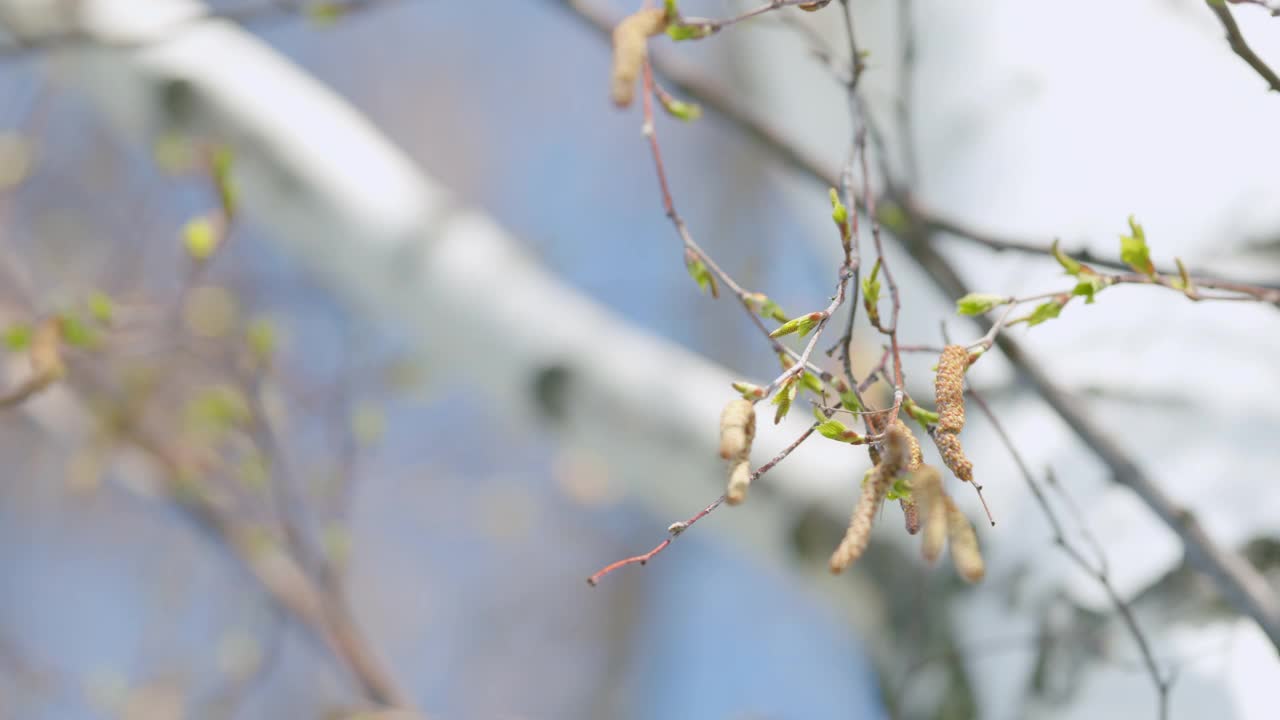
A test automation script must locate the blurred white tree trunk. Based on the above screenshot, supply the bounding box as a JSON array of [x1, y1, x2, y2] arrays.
[[0, 0, 903, 657]]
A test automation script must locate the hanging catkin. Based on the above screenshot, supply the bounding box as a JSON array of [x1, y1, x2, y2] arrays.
[[933, 345, 975, 483], [610, 9, 668, 107], [719, 399, 756, 505], [830, 424, 909, 573]]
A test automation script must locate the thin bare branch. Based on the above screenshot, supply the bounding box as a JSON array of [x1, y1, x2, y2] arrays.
[[967, 386, 1169, 719], [1205, 0, 1280, 92]]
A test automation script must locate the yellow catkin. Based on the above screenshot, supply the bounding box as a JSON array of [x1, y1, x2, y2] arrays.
[[933, 430, 973, 483], [610, 9, 668, 107], [947, 498, 985, 583], [935, 345, 968, 433], [898, 418, 923, 469], [831, 424, 909, 573], [718, 399, 755, 461], [725, 459, 752, 505], [895, 418, 923, 533], [908, 466, 947, 564], [864, 415, 923, 533], [900, 496, 921, 535], [720, 399, 756, 505]]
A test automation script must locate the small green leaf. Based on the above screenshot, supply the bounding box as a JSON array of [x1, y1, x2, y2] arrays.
[[1119, 215, 1155, 276], [955, 293, 1009, 316], [816, 418, 865, 444], [839, 390, 861, 413], [664, 0, 679, 15], [1071, 273, 1110, 304], [683, 249, 718, 297], [183, 216, 219, 261], [3, 323, 30, 351], [759, 297, 788, 323], [1023, 299, 1065, 327], [86, 291, 114, 325], [800, 371, 824, 395], [1051, 239, 1082, 276], [772, 377, 798, 424], [58, 313, 98, 348], [816, 418, 848, 439]]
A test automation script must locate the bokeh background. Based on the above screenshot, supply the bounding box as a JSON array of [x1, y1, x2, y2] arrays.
[[0, 1, 1279, 719]]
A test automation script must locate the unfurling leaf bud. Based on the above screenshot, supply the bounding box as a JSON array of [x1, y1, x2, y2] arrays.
[[684, 248, 718, 297], [955, 293, 1009, 317], [771, 376, 798, 424], [903, 396, 940, 429], [731, 381, 766, 400], [1051, 238, 1082, 276], [718, 399, 755, 461], [768, 311, 825, 339], [829, 187, 851, 253], [1119, 214, 1155, 277], [658, 93, 702, 121], [861, 258, 882, 317], [610, 9, 668, 107]]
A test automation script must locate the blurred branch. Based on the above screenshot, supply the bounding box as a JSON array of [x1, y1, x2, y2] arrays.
[[916, 206, 1280, 294], [554, 0, 1280, 652], [1205, 0, 1280, 92], [0, 0, 409, 58], [123, 420, 413, 710], [966, 386, 1170, 719]]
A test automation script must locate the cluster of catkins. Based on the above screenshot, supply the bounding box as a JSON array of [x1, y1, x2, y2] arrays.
[[718, 345, 983, 583]]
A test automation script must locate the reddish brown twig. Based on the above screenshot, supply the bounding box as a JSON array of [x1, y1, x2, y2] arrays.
[[587, 421, 819, 586]]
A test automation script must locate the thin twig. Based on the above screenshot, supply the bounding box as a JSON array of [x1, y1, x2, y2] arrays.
[[1205, 0, 1280, 92], [586, 421, 820, 586]]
